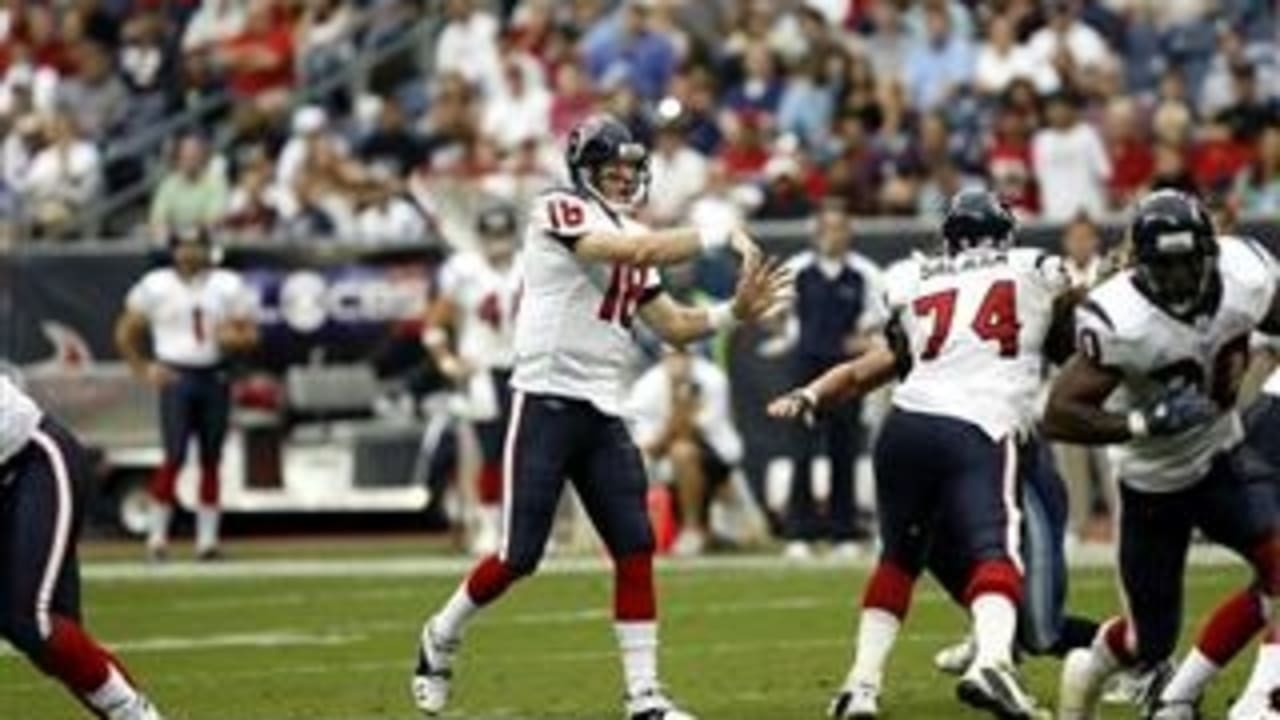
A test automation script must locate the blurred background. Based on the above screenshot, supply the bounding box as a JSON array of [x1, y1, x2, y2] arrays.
[[1, 0, 1278, 558]]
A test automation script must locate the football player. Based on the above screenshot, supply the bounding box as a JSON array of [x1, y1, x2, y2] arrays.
[[409, 115, 790, 720], [422, 203, 523, 555], [115, 228, 258, 561], [0, 375, 165, 719], [1045, 190, 1280, 720], [772, 190, 1072, 719]]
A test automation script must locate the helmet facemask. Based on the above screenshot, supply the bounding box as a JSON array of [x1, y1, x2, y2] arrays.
[[1135, 232, 1218, 317], [584, 143, 650, 211]]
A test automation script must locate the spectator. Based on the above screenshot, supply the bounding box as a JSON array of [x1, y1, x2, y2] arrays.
[[277, 105, 345, 197], [687, 159, 745, 243], [360, 97, 427, 178], [582, 0, 675, 102], [1102, 97, 1154, 209], [2, 114, 42, 195], [1199, 23, 1280, 117], [903, 0, 974, 42], [1061, 211, 1103, 287], [859, 2, 911, 82], [354, 188, 427, 245], [481, 53, 552, 152], [916, 161, 983, 218], [23, 112, 102, 239], [549, 63, 596, 138], [987, 105, 1038, 216], [1031, 91, 1110, 220], [629, 346, 745, 556], [182, 0, 248, 54], [149, 135, 229, 242], [1239, 125, 1280, 214], [753, 153, 814, 220], [296, 0, 356, 83], [975, 13, 1057, 96], [1148, 141, 1197, 194], [213, 0, 295, 115], [647, 119, 708, 227], [776, 56, 833, 152], [434, 0, 502, 99], [1150, 68, 1195, 146], [780, 199, 884, 559], [900, 4, 975, 111], [716, 111, 769, 180], [222, 144, 282, 242], [1214, 62, 1279, 143], [1026, 0, 1112, 84], [56, 42, 127, 143], [118, 12, 178, 129], [724, 43, 783, 117]]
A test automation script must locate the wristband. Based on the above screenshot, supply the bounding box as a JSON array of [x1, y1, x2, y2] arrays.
[[798, 387, 819, 410], [1126, 410, 1149, 439], [697, 223, 729, 252], [707, 302, 738, 331]]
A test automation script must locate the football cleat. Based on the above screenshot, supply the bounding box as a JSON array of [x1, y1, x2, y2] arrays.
[[957, 661, 1041, 720], [1102, 667, 1160, 706], [1146, 700, 1201, 720], [1058, 649, 1107, 720], [934, 636, 977, 676], [625, 687, 697, 720], [106, 696, 165, 720], [828, 680, 880, 719], [195, 547, 224, 562], [1226, 685, 1280, 720], [411, 619, 459, 716], [782, 541, 814, 561]]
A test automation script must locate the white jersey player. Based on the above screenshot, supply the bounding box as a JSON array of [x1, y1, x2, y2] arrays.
[[115, 228, 257, 561], [1045, 190, 1280, 720], [423, 204, 523, 555], [409, 115, 790, 720]]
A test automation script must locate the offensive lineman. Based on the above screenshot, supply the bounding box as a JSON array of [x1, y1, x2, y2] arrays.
[[422, 203, 523, 555], [115, 228, 258, 561], [1045, 190, 1280, 720], [409, 115, 790, 720], [1, 375, 165, 719], [773, 191, 1069, 719]]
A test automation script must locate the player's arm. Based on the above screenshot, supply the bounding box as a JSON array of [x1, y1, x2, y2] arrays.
[[767, 342, 898, 422], [114, 309, 174, 387], [1042, 355, 1130, 443], [421, 295, 469, 382], [638, 258, 792, 345], [574, 225, 760, 267], [216, 316, 258, 353]]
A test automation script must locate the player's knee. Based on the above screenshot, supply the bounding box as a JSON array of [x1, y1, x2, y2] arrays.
[[668, 439, 700, 467], [863, 559, 918, 618], [963, 558, 1023, 606]]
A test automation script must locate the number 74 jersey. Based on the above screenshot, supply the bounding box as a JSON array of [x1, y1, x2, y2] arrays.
[[1075, 236, 1278, 492], [885, 247, 1070, 441]]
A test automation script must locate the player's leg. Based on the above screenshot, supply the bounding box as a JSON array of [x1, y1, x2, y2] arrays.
[[573, 414, 692, 720], [1059, 483, 1192, 719], [830, 409, 938, 718], [0, 420, 163, 719], [1167, 451, 1280, 717], [193, 370, 231, 559], [667, 436, 708, 556], [784, 411, 821, 558], [412, 392, 573, 715], [827, 399, 864, 555], [471, 369, 513, 556], [147, 372, 192, 559]]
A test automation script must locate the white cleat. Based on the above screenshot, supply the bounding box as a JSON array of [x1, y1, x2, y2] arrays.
[[1058, 649, 1107, 720], [1147, 700, 1201, 720], [934, 636, 977, 676], [828, 681, 880, 719], [1102, 667, 1158, 706], [1227, 688, 1274, 720], [672, 529, 706, 557], [957, 661, 1042, 719], [783, 541, 814, 561], [411, 619, 459, 716], [107, 696, 165, 720], [625, 687, 697, 720], [830, 542, 865, 561]]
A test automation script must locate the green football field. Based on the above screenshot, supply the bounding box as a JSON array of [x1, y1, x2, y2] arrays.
[[0, 539, 1258, 720]]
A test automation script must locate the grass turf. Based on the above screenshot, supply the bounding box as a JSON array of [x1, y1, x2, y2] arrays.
[[0, 545, 1256, 720]]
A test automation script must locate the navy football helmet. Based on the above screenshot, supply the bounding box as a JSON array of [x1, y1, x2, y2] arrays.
[[941, 190, 1016, 254], [1129, 189, 1218, 316], [564, 114, 650, 208]]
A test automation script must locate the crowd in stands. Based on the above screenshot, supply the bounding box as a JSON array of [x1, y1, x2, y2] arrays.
[[1, 0, 1277, 247]]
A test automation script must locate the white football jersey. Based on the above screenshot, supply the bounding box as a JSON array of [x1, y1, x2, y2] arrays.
[[888, 247, 1070, 440], [0, 375, 42, 465], [1076, 236, 1278, 492], [511, 189, 661, 416], [125, 267, 254, 367], [437, 251, 521, 370]]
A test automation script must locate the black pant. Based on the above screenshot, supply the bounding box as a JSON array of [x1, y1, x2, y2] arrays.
[[499, 392, 654, 575], [786, 355, 863, 541], [1118, 449, 1280, 665], [474, 368, 514, 464], [159, 365, 231, 467], [0, 418, 88, 664], [1244, 394, 1280, 470]]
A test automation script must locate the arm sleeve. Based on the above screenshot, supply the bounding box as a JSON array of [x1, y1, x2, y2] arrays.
[[851, 254, 889, 332], [1074, 299, 1132, 373], [532, 191, 592, 249], [124, 275, 156, 316]]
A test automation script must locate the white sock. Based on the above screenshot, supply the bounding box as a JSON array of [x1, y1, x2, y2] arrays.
[[147, 503, 172, 549], [85, 665, 139, 714], [432, 583, 481, 642], [1086, 626, 1123, 679], [971, 593, 1017, 666], [847, 607, 900, 688], [614, 621, 658, 698], [1160, 648, 1220, 703], [195, 507, 220, 552], [1238, 642, 1280, 700]]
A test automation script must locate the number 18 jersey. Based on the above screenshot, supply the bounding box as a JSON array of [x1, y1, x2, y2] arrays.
[[1076, 236, 1278, 492], [511, 189, 661, 417], [886, 247, 1070, 440]]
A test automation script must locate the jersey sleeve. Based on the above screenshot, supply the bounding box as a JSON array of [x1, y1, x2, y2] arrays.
[[882, 257, 920, 313], [1030, 252, 1073, 296], [436, 254, 464, 299], [532, 191, 593, 248], [124, 273, 158, 316], [1221, 236, 1278, 323], [849, 253, 889, 332], [1074, 295, 1137, 373]]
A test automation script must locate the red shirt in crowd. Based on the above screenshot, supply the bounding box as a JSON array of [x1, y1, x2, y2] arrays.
[[987, 139, 1038, 215], [1106, 139, 1154, 205], [1190, 137, 1255, 191], [221, 21, 294, 98]]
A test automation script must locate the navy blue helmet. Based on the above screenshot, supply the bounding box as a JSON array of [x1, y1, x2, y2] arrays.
[[941, 190, 1016, 253], [1129, 189, 1218, 316], [564, 114, 650, 207]]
